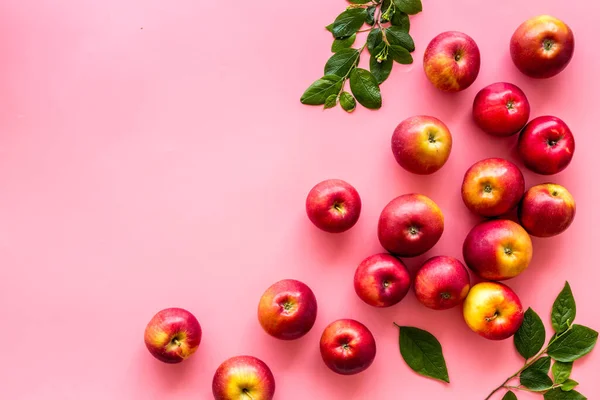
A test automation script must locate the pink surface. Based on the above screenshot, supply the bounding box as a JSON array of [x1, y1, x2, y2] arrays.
[[0, 0, 598, 399]]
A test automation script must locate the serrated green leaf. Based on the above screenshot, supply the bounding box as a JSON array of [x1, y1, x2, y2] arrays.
[[502, 391, 518, 400], [520, 369, 553, 392], [548, 324, 598, 362], [388, 44, 413, 64], [561, 379, 578, 392], [552, 361, 573, 384], [367, 29, 383, 54], [514, 308, 546, 360], [366, 6, 376, 25], [324, 48, 360, 77], [349, 68, 382, 110], [393, 0, 422, 14], [300, 75, 343, 105], [370, 53, 393, 84], [324, 94, 338, 109], [385, 27, 415, 52], [552, 282, 576, 333], [397, 325, 449, 383], [391, 11, 410, 31], [339, 91, 356, 112], [331, 34, 356, 52], [332, 8, 367, 39], [544, 388, 587, 400]]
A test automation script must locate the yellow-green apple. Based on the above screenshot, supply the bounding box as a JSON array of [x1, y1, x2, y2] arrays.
[[143, 307, 202, 364], [472, 82, 530, 137], [510, 15, 575, 79], [353, 253, 411, 308], [414, 256, 471, 310], [391, 115, 453, 175], [423, 31, 481, 92], [463, 219, 533, 281], [257, 279, 317, 340], [463, 282, 525, 340], [378, 194, 444, 257], [461, 158, 525, 217], [212, 355, 275, 400], [306, 179, 361, 233], [518, 116, 575, 175], [518, 183, 576, 237], [319, 319, 376, 375]]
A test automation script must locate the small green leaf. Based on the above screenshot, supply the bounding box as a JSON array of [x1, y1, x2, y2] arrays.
[[561, 379, 579, 392], [385, 27, 415, 52], [393, 0, 422, 14], [332, 8, 367, 39], [548, 324, 598, 362], [324, 94, 338, 109], [324, 48, 360, 77], [388, 44, 413, 64], [526, 356, 552, 373], [366, 6, 376, 25], [331, 34, 356, 52], [391, 11, 410, 31], [514, 308, 546, 360], [370, 53, 393, 84], [349, 68, 382, 110], [300, 75, 343, 105], [367, 29, 383, 54], [339, 91, 356, 113], [396, 325, 450, 383], [502, 391, 518, 400], [544, 388, 587, 400], [520, 369, 553, 392], [552, 282, 576, 333], [552, 361, 573, 384]]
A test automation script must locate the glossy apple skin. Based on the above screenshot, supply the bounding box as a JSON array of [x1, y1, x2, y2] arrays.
[[510, 15, 575, 79], [378, 194, 444, 257], [212, 355, 275, 400], [144, 308, 202, 364], [472, 82, 530, 137], [354, 253, 411, 308], [463, 282, 525, 340], [463, 219, 533, 281], [423, 31, 481, 92], [518, 183, 576, 237], [414, 256, 471, 310], [391, 115, 453, 175], [319, 319, 376, 375], [306, 179, 361, 233], [518, 116, 575, 175], [461, 158, 525, 217], [257, 279, 318, 340]]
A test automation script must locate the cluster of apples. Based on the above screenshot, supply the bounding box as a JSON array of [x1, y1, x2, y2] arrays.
[[141, 14, 576, 400]]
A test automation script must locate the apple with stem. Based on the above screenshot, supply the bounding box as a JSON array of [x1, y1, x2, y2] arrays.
[[212, 355, 275, 400], [144, 307, 202, 364], [306, 179, 361, 233]]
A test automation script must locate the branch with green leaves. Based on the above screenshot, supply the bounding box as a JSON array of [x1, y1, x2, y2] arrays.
[[300, 0, 422, 112], [485, 282, 598, 400]]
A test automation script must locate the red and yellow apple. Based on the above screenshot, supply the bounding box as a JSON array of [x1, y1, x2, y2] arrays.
[[353, 253, 411, 308], [463, 219, 533, 281], [319, 319, 376, 375], [519, 183, 576, 237], [414, 256, 471, 310], [463, 282, 525, 340], [144, 307, 202, 364], [472, 82, 530, 137], [306, 179, 361, 233], [212, 355, 275, 400], [257, 279, 318, 340]]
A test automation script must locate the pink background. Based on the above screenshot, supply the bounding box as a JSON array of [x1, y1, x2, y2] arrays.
[[0, 0, 598, 399]]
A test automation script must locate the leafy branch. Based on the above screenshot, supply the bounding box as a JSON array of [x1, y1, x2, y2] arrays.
[[300, 0, 422, 112]]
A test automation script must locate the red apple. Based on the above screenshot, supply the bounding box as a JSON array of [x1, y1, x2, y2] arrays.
[[463, 219, 533, 281], [144, 307, 202, 364], [518, 116, 575, 175], [377, 194, 444, 257], [518, 183, 576, 237], [212, 355, 275, 400], [510, 15, 575, 79], [257, 279, 317, 340], [391, 115, 453, 175], [463, 282, 525, 340], [461, 158, 525, 217], [319, 319, 376, 375], [423, 31, 481, 92], [414, 256, 471, 310], [472, 82, 530, 137], [354, 253, 411, 308], [306, 179, 361, 233]]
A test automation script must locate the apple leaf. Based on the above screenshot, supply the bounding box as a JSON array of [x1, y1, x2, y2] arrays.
[[544, 388, 587, 400], [561, 379, 579, 392], [331, 8, 367, 39], [395, 324, 450, 383], [367, 29, 383, 54], [391, 11, 410, 31], [514, 308, 546, 360], [324, 94, 338, 109], [552, 361, 573, 384], [388, 45, 413, 64], [370, 52, 393, 84], [331, 34, 356, 53], [385, 27, 415, 52], [393, 0, 422, 15], [300, 75, 343, 105], [525, 356, 552, 374], [339, 91, 356, 113], [365, 6, 376, 25], [349, 68, 382, 109], [502, 391, 518, 400], [324, 48, 360, 77], [552, 282, 576, 333], [520, 369, 553, 392], [547, 325, 598, 362]]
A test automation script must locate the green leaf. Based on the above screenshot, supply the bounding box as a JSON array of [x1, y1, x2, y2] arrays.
[[388, 44, 413, 64], [561, 379, 579, 392], [544, 388, 587, 400], [324, 94, 338, 109], [370, 53, 393, 84], [520, 369, 553, 392], [300, 75, 343, 105], [552, 361, 573, 384], [502, 392, 518, 400], [526, 356, 552, 373], [514, 308, 546, 360], [548, 324, 598, 362], [325, 23, 334, 33], [339, 91, 356, 113], [349, 68, 382, 110], [331, 34, 356, 52], [396, 325, 450, 383], [552, 282, 576, 333], [324, 48, 360, 77], [347, 0, 371, 3], [367, 28, 383, 54], [385, 27, 415, 52], [393, 0, 422, 14], [366, 6, 376, 25], [391, 11, 410, 31], [332, 8, 367, 39]]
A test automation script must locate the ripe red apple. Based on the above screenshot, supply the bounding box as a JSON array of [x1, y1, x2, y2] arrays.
[[257, 279, 317, 340], [510, 15, 575, 79], [414, 256, 471, 310], [463, 282, 525, 340], [377, 194, 444, 257], [144, 307, 202, 364], [472, 82, 530, 137], [463, 219, 533, 281], [354, 253, 411, 308], [391, 115, 453, 175], [306, 179, 361, 233], [319, 319, 376, 375], [461, 158, 525, 217], [212, 355, 275, 400], [518, 116, 575, 175], [518, 183, 576, 237], [423, 31, 481, 92]]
